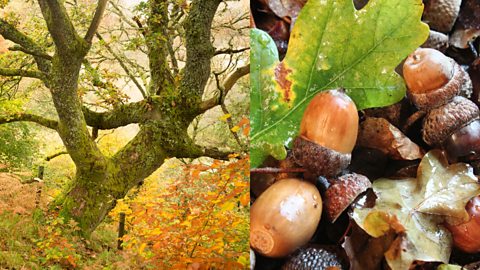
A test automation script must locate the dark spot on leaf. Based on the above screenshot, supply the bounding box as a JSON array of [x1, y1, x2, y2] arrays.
[[275, 62, 293, 103]]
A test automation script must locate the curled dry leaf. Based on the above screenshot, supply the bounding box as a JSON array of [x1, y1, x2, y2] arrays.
[[357, 117, 424, 160], [352, 150, 480, 270]]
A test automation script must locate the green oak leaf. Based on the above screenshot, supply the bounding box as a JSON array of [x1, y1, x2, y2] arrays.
[[250, 0, 429, 168], [352, 150, 480, 270]]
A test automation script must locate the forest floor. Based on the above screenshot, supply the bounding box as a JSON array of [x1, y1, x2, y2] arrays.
[[0, 171, 149, 270]]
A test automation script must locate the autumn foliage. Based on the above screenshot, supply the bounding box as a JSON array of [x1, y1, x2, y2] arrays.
[[111, 156, 250, 269]]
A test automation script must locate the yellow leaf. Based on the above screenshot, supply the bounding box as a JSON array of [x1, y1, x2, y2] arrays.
[[237, 255, 249, 266], [138, 242, 147, 254], [180, 220, 191, 227], [219, 113, 231, 121], [220, 201, 235, 211], [231, 126, 240, 132]]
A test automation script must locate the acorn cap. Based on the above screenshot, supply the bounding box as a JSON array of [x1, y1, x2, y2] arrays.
[[408, 61, 470, 110], [292, 136, 351, 178], [422, 0, 461, 33], [282, 245, 347, 270], [422, 96, 480, 146], [324, 173, 371, 223], [421, 30, 449, 52]]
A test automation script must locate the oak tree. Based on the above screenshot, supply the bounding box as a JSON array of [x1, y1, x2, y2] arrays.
[[0, 0, 249, 235]]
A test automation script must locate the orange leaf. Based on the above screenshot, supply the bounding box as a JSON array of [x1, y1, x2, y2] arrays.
[[239, 192, 250, 206]]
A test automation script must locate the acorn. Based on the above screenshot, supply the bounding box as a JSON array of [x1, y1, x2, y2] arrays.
[[282, 245, 347, 270], [422, 96, 480, 158], [403, 48, 472, 110], [323, 173, 371, 223], [445, 196, 480, 253], [422, 0, 461, 34], [421, 30, 449, 52], [292, 89, 358, 177], [250, 178, 322, 258]]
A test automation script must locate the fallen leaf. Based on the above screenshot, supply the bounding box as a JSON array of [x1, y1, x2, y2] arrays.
[[357, 117, 424, 160], [352, 150, 480, 270], [343, 222, 396, 270]]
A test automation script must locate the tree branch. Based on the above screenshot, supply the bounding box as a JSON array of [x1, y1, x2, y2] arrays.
[[46, 151, 68, 161], [95, 33, 147, 98], [214, 47, 249, 56], [0, 67, 46, 80], [200, 63, 250, 111], [0, 113, 58, 130], [85, 0, 109, 43], [38, 0, 85, 56], [145, 1, 174, 95], [8, 45, 53, 60], [180, 0, 222, 111], [82, 97, 162, 129], [0, 19, 51, 72]]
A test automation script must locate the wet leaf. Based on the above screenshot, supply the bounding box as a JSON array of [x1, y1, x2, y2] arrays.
[[357, 117, 424, 160], [343, 222, 396, 270], [352, 150, 480, 270], [250, 0, 429, 167]]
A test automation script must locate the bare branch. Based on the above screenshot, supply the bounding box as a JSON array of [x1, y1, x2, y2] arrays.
[[214, 47, 249, 56], [85, 0, 109, 43], [8, 45, 53, 60], [213, 72, 245, 150], [200, 63, 250, 111], [46, 151, 68, 161], [95, 33, 147, 98], [0, 67, 46, 80], [223, 63, 250, 91], [0, 113, 58, 130]]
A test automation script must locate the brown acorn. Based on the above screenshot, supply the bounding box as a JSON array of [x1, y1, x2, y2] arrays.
[[292, 89, 358, 177], [250, 178, 322, 258], [422, 96, 479, 147], [403, 48, 472, 110], [323, 173, 371, 223], [422, 0, 461, 33], [445, 196, 480, 253]]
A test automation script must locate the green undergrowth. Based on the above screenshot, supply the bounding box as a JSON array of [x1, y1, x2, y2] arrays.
[[0, 210, 150, 270]]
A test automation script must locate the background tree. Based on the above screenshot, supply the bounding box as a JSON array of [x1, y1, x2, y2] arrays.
[[0, 0, 249, 235]]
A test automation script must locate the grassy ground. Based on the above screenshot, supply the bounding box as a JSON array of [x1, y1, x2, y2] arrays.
[[0, 172, 150, 270]]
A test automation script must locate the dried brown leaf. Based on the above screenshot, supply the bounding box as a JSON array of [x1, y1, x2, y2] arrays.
[[357, 117, 424, 160]]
